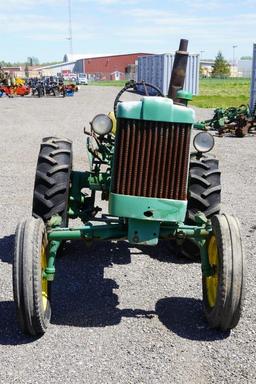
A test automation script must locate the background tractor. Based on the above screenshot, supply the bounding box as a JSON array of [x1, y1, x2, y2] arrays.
[[13, 39, 245, 336], [194, 104, 256, 137]]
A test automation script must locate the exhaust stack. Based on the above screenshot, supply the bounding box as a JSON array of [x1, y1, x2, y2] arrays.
[[167, 39, 189, 102]]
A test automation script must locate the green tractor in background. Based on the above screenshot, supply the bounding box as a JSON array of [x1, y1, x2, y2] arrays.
[[13, 39, 245, 336]]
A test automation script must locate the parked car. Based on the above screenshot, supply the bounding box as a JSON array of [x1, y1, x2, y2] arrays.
[[77, 73, 88, 85]]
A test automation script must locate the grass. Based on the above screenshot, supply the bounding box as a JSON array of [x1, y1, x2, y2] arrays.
[[87, 77, 250, 108], [89, 80, 126, 87], [191, 78, 250, 108]]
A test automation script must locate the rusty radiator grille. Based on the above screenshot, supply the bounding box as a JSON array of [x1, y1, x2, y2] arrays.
[[112, 118, 191, 200]]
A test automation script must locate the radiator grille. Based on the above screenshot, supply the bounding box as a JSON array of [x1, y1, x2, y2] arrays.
[[112, 118, 191, 200]]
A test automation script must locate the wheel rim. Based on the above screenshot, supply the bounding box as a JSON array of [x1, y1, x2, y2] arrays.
[[206, 235, 219, 307], [41, 241, 48, 312]]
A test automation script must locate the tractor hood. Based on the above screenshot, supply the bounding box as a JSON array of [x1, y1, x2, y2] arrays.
[[116, 96, 195, 124]]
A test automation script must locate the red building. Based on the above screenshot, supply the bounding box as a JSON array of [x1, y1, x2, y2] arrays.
[[81, 53, 152, 80]]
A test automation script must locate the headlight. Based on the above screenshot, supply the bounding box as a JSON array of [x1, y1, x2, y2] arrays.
[[91, 114, 113, 136], [193, 132, 214, 153]]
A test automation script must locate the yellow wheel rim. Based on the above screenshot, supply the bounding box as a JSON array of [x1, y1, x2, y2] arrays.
[[206, 235, 219, 308], [41, 241, 48, 312]]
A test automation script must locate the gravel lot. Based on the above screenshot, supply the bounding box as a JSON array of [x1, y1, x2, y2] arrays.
[[0, 87, 255, 384]]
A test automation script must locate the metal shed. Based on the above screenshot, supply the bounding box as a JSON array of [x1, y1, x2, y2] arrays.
[[136, 53, 200, 95], [250, 44, 256, 112]]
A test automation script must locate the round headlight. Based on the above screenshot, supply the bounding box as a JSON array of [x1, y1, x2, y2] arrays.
[[91, 114, 113, 136], [193, 132, 214, 153]]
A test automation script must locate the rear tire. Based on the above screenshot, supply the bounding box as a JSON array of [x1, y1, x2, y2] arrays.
[[32, 137, 72, 227], [182, 155, 221, 261], [187, 156, 221, 223]]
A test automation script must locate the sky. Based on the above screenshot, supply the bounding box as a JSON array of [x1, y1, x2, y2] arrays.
[[1, 0, 255, 63]]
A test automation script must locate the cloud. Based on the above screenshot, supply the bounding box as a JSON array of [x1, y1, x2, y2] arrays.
[[115, 7, 256, 34], [3, 0, 66, 11], [81, 0, 139, 4], [0, 14, 67, 33], [1, 0, 254, 61], [180, 0, 223, 11]]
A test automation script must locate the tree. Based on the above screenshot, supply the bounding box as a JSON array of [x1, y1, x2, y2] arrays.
[[25, 63, 29, 78], [0, 59, 62, 67], [199, 64, 203, 76], [27, 56, 40, 65], [240, 56, 252, 60], [211, 51, 230, 78]]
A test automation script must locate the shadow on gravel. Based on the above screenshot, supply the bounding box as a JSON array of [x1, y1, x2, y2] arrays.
[[0, 234, 15, 264], [137, 240, 195, 264], [52, 239, 200, 328], [156, 297, 230, 341], [0, 301, 37, 345], [52, 240, 156, 327], [0, 235, 34, 345]]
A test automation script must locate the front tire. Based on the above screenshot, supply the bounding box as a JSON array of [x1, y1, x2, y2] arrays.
[[202, 214, 245, 330], [13, 217, 51, 336]]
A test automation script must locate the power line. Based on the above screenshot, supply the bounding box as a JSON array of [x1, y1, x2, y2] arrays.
[[67, 0, 73, 55]]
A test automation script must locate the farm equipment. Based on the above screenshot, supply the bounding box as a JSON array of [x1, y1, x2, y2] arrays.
[[14, 84, 31, 96], [0, 72, 31, 97], [0, 85, 14, 97], [0, 84, 31, 97], [13, 39, 245, 336], [194, 104, 256, 137], [64, 83, 78, 95], [28, 78, 66, 98]]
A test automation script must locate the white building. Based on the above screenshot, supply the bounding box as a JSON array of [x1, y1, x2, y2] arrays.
[[36, 61, 76, 76], [238, 59, 252, 78]]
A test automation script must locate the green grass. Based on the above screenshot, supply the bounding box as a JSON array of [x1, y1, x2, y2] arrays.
[[191, 78, 250, 108], [89, 80, 126, 87], [87, 77, 250, 108]]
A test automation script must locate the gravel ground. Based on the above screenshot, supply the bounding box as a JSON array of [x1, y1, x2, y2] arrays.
[[0, 87, 255, 384]]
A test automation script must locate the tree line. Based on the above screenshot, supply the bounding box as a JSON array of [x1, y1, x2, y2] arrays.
[[0, 57, 61, 67]]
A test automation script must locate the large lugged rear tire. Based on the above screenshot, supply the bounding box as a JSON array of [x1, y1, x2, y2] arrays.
[[202, 214, 245, 330], [13, 217, 51, 336], [32, 137, 72, 226], [187, 156, 221, 223], [182, 155, 221, 260]]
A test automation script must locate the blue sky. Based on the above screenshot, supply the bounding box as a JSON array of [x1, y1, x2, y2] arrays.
[[1, 0, 255, 63]]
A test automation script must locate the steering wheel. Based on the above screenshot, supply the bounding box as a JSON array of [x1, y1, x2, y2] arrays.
[[113, 80, 164, 117]]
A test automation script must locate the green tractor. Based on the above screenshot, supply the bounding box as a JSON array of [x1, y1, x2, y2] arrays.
[[13, 40, 245, 336]]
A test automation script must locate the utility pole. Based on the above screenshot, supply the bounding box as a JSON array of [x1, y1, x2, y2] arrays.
[[67, 0, 73, 55], [232, 45, 238, 77], [200, 50, 205, 60], [232, 45, 238, 67]]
